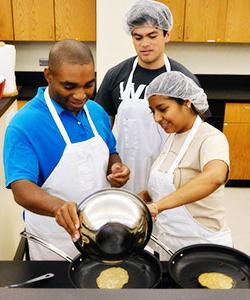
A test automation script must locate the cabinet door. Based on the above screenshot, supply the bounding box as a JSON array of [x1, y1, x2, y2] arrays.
[[55, 0, 96, 41], [225, 0, 250, 43], [224, 103, 250, 123], [184, 0, 227, 42], [0, 0, 14, 40], [223, 123, 250, 180], [223, 103, 250, 180], [160, 0, 185, 41], [12, 0, 55, 41], [17, 100, 28, 110]]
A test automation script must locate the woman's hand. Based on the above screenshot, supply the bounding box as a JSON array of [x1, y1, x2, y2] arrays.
[[54, 201, 80, 242], [107, 162, 130, 187], [147, 202, 159, 222]]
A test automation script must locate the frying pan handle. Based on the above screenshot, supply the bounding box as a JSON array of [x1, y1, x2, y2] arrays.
[[20, 230, 73, 262], [150, 234, 175, 256]]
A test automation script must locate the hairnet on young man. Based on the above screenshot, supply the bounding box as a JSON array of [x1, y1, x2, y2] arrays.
[[146, 71, 209, 115], [124, 0, 173, 34]]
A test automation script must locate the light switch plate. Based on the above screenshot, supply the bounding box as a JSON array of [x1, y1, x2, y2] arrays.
[[39, 59, 48, 66]]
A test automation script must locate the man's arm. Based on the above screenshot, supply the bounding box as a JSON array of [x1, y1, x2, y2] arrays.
[[106, 154, 130, 187], [11, 180, 80, 241]]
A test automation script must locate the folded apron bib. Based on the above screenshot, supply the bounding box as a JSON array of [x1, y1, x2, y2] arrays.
[[147, 116, 232, 260], [113, 56, 170, 193], [25, 87, 110, 260]]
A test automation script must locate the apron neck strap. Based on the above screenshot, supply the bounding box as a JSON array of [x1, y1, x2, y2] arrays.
[[83, 104, 98, 136], [44, 88, 100, 144], [129, 55, 171, 100], [168, 115, 202, 174], [44, 87, 71, 145]]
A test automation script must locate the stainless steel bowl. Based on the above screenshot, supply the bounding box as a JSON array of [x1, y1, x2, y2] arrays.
[[75, 188, 152, 262]]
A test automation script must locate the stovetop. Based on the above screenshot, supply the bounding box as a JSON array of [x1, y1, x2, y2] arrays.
[[0, 260, 177, 289]]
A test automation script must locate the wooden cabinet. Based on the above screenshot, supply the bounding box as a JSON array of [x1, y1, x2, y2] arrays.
[[12, 0, 55, 41], [9, 0, 95, 41], [184, 0, 227, 42], [55, 0, 96, 41], [3, 0, 250, 43], [160, 0, 185, 41], [223, 103, 250, 180], [17, 100, 28, 110], [183, 0, 250, 43], [0, 0, 14, 40], [225, 0, 250, 43]]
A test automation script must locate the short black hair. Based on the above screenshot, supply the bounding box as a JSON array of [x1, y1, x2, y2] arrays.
[[48, 39, 94, 75]]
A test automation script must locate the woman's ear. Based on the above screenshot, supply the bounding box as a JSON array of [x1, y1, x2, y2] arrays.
[[184, 100, 192, 109]]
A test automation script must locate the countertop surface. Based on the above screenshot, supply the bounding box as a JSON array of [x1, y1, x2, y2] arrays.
[[15, 72, 250, 101], [0, 261, 250, 300], [0, 97, 16, 118], [1, 288, 250, 300]]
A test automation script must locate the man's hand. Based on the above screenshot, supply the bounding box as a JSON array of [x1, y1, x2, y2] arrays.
[[107, 162, 130, 187], [138, 190, 152, 203], [54, 201, 80, 242]]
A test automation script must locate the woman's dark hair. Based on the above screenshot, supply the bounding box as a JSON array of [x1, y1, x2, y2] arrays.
[[171, 97, 199, 116]]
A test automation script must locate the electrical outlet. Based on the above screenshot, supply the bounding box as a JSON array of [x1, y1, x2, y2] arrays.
[[39, 59, 48, 66]]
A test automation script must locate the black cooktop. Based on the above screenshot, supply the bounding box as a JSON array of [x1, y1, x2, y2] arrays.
[[0, 260, 178, 289]]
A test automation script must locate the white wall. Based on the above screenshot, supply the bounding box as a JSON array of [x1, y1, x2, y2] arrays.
[[11, 42, 96, 72], [96, 0, 250, 87]]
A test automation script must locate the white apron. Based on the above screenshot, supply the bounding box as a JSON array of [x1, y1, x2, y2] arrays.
[[147, 116, 232, 260], [113, 56, 171, 194], [25, 87, 110, 260]]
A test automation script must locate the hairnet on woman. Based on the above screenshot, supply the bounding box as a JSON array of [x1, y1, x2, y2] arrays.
[[146, 70, 209, 118], [139, 71, 232, 259]]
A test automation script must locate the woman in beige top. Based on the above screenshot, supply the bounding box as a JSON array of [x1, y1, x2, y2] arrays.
[[139, 71, 232, 256]]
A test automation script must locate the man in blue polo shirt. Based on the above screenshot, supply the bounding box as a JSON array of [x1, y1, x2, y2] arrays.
[[3, 39, 130, 260]]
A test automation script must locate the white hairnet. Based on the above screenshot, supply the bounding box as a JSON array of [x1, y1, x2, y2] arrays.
[[124, 0, 173, 34], [146, 71, 209, 115]]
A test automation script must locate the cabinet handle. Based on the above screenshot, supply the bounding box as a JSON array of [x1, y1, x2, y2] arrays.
[[244, 106, 250, 110]]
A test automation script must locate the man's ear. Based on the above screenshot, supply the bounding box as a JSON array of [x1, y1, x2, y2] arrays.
[[164, 31, 170, 43], [44, 67, 52, 84]]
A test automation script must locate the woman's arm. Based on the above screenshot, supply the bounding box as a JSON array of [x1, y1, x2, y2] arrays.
[[152, 159, 228, 214]]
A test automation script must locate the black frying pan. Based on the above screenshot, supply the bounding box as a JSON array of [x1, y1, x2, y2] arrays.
[[168, 244, 250, 288], [21, 231, 162, 288], [69, 249, 162, 288]]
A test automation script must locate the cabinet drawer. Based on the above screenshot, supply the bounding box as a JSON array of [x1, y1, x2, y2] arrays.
[[224, 103, 250, 123], [17, 100, 28, 110]]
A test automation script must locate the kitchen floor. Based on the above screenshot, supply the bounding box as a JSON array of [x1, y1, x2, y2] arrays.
[[224, 187, 250, 255]]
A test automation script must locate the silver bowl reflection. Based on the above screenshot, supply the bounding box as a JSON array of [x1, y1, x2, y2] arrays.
[[76, 188, 152, 262]]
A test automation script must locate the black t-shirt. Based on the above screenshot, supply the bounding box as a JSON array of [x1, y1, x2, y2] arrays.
[[95, 56, 205, 117]]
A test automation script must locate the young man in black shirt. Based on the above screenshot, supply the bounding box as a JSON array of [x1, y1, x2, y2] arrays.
[[95, 0, 210, 194]]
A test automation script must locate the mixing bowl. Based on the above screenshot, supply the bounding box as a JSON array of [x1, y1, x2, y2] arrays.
[[75, 188, 152, 262]]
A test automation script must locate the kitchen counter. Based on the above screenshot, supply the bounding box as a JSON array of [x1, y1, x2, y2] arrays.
[[0, 97, 16, 118], [1, 288, 250, 300], [0, 261, 250, 300]]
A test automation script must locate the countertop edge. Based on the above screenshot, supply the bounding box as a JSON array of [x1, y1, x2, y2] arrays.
[[0, 98, 16, 118]]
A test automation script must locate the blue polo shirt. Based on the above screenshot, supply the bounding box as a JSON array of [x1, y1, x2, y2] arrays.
[[4, 87, 117, 188]]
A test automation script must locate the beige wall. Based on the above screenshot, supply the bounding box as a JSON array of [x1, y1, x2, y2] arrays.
[[0, 101, 24, 260]]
